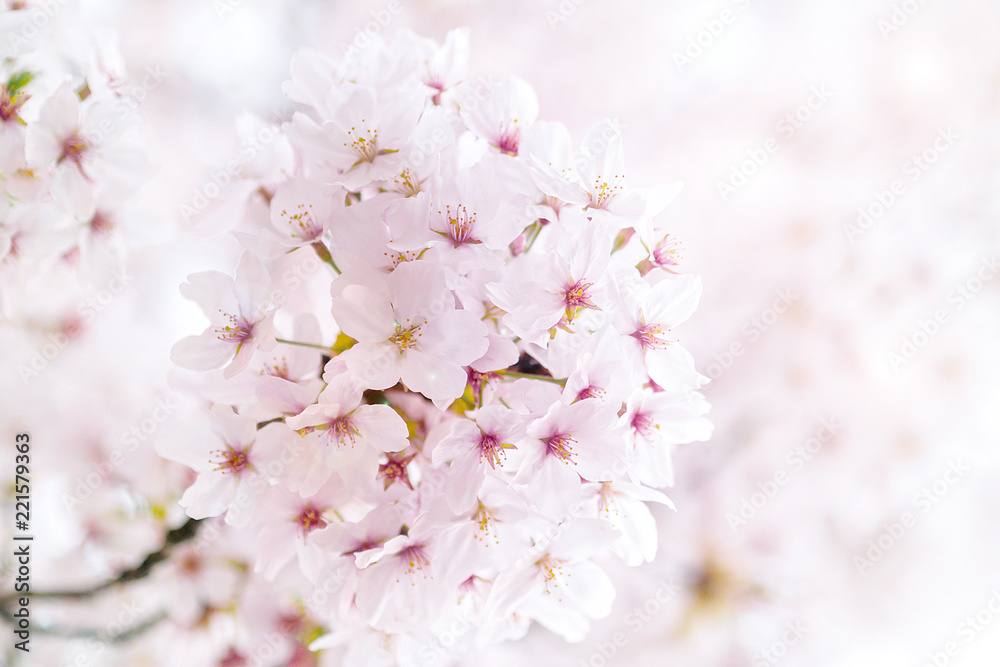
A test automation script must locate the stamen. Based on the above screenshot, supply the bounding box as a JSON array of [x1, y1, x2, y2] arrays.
[[210, 446, 250, 475], [389, 320, 425, 350], [215, 311, 254, 344], [378, 451, 416, 490], [296, 504, 328, 534], [543, 433, 577, 464], [345, 121, 379, 163], [631, 321, 672, 350], [478, 431, 513, 469], [631, 411, 659, 438]]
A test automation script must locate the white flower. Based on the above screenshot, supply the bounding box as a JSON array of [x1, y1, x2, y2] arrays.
[[171, 251, 278, 379], [330, 259, 489, 405]]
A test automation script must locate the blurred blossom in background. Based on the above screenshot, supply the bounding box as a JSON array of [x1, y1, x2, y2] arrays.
[[3, 0, 1000, 665]]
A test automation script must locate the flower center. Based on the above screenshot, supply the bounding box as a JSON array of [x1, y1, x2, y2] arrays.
[[345, 121, 379, 163], [496, 121, 520, 156], [60, 134, 89, 168], [218, 647, 249, 667], [472, 502, 498, 544], [563, 279, 597, 322], [589, 175, 624, 210], [296, 505, 328, 535], [215, 312, 255, 344], [397, 543, 431, 575], [575, 384, 605, 402], [478, 431, 511, 469], [543, 432, 577, 464], [653, 235, 682, 268], [392, 167, 422, 197], [389, 320, 425, 351], [0, 87, 24, 123], [281, 202, 323, 241], [263, 358, 290, 379], [378, 451, 416, 490], [88, 211, 115, 237], [383, 248, 422, 270], [211, 446, 250, 475], [327, 415, 360, 446], [438, 204, 480, 248], [631, 322, 671, 351], [631, 411, 659, 438], [535, 554, 567, 591]]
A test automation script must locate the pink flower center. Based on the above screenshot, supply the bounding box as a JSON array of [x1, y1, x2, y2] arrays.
[[478, 431, 510, 469], [218, 647, 249, 667], [215, 311, 255, 344], [652, 235, 682, 268], [543, 432, 577, 464], [631, 411, 659, 438], [378, 451, 416, 490], [0, 87, 21, 122], [278, 612, 305, 636], [563, 279, 597, 322], [631, 322, 671, 351], [397, 543, 431, 575], [88, 211, 115, 237], [426, 79, 445, 105], [327, 415, 360, 446], [60, 134, 89, 168], [575, 384, 605, 402], [589, 175, 624, 210], [496, 121, 520, 156], [211, 446, 250, 475], [438, 204, 481, 248], [296, 505, 328, 535]]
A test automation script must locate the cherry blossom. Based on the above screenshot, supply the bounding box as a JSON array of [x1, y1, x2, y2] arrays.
[[171, 251, 278, 379]]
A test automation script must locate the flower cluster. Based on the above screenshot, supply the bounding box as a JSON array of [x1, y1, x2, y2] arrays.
[[1, 9, 151, 327], [166, 28, 712, 665]]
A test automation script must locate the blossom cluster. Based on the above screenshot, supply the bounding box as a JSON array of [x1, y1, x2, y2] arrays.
[[166, 28, 712, 665], [1, 6, 151, 331]]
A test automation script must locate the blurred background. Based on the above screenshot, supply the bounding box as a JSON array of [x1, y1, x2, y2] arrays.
[[4, 0, 1000, 665]]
